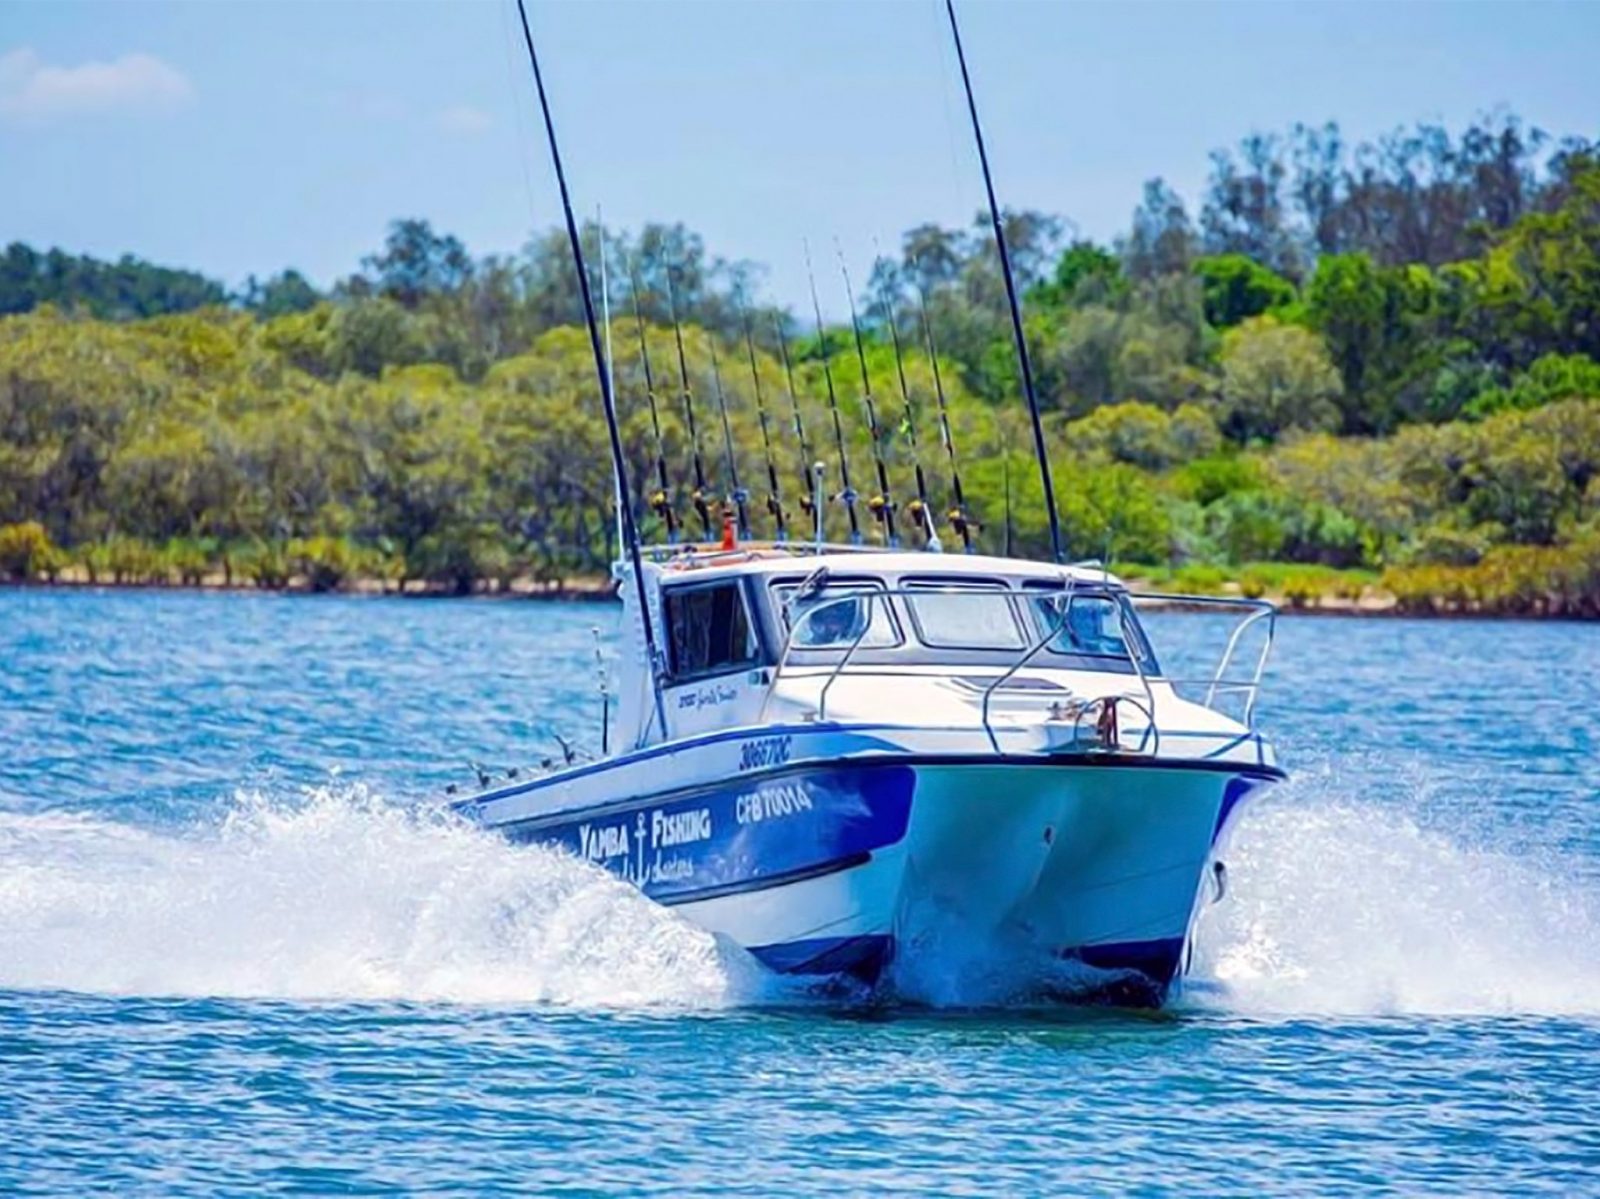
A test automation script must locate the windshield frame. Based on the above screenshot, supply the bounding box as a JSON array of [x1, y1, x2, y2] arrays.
[[1022, 581, 1160, 676]]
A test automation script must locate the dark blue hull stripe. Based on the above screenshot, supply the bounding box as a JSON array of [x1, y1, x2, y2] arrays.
[[655, 853, 871, 908], [1073, 936, 1186, 987], [750, 934, 1189, 1002], [748, 934, 893, 978], [500, 765, 915, 906]]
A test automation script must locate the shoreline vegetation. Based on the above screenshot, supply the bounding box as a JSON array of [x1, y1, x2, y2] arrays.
[[0, 557, 1400, 613], [0, 528, 1587, 619], [4, 115, 1599, 618]]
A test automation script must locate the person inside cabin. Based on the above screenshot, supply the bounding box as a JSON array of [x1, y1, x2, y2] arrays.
[[795, 594, 862, 648], [1066, 596, 1125, 658]]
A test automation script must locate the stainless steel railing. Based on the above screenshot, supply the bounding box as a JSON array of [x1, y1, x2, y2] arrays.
[[1127, 593, 1276, 727], [756, 583, 1276, 753], [983, 589, 1163, 757]]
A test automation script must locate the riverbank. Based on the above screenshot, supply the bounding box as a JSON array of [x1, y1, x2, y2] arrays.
[[0, 566, 617, 601], [8, 520, 1600, 616], [0, 562, 1411, 615]]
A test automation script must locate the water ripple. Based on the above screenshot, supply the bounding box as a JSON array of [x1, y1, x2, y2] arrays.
[[2, 591, 1598, 1194]]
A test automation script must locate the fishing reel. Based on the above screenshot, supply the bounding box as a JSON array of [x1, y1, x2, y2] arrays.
[[905, 498, 926, 523], [905, 497, 942, 546], [948, 507, 980, 541], [868, 493, 896, 524], [649, 488, 677, 535], [691, 487, 715, 536]]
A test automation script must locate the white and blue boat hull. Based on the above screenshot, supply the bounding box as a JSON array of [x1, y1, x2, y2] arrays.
[[455, 724, 1282, 1002]]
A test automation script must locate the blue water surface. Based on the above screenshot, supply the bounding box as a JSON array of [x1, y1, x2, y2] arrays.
[[2, 589, 1597, 1195]]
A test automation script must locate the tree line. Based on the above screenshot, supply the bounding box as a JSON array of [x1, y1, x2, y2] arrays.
[[2, 112, 1598, 613]]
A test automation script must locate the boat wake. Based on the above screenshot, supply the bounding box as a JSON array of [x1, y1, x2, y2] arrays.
[[0, 782, 1595, 1016], [0, 787, 772, 1008], [1186, 778, 1600, 1017]]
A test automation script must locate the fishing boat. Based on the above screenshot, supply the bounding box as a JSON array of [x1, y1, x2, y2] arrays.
[[457, 0, 1287, 1006], [455, 541, 1280, 1004]]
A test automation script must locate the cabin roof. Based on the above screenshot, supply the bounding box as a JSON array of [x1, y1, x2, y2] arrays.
[[625, 542, 1125, 589]]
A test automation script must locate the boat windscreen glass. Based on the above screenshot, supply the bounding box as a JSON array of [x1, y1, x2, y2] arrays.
[[1025, 586, 1159, 673], [664, 581, 760, 678], [776, 584, 901, 649], [904, 582, 1027, 650]]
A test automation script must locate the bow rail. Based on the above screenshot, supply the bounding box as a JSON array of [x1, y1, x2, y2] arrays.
[[755, 585, 1276, 754]]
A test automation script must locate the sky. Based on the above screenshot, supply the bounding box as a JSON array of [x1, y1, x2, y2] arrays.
[[2, 0, 1598, 313]]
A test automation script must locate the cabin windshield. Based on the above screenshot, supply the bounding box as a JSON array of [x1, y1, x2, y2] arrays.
[[777, 583, 900, 649], [904, 582, 1027, 650], [1026, 586, 1160, 674], [761, 570, 1159, 675]]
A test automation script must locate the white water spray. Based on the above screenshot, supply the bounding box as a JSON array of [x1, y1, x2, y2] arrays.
[[1, 781, 1596, 1016], [0, 787, 768, 1008], [1189, 787, 1600, 1017]]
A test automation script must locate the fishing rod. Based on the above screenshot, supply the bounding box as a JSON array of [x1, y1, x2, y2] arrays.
[[665, 269, 716, 540], [912, 270, 976, 552], [771, 313, 818, 536], [598, 206, 625, 561], [874, 261, 936, 550], [883, 252, 940, 550], [837, 248, 898, 548], [805, 245, 861, 545], [740, 299, 788, 542], [705, 331, 750, 539], [944, 0, 1063, 563], [1002, 446, 1015, 558], [511, 0, 665, 744], [626, 260, 677, 543]]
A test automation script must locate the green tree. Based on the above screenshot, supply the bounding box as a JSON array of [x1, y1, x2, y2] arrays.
[[1193, 253, 1296, 328], [1466, 352, 1600, 417], [242, 270, 321, 318], [1034, 241, 1126, 309], [1303, 252, 1438, 432], [1219, 317, 1344, 441]]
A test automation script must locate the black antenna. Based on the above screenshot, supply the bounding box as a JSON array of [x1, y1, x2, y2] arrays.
[[876, 260, 934, 549], [512, 0, 665, 740], [945, 0, 1062, 563], [912, 270, 976, 552], [627, 259, 678, 543], [805, 244, 861, 545], [838, 247, 899, 548], [706, 332, 750, 538], [665, 268, 715, 540], [772, 313, 817, 536], [740, 298, 788, 542]]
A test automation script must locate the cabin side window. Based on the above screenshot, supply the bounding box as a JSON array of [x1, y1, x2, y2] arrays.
[[663, 581, 760, 680]]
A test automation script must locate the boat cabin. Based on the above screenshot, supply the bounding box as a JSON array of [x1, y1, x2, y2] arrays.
[[613, 548, 1164, 748]]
